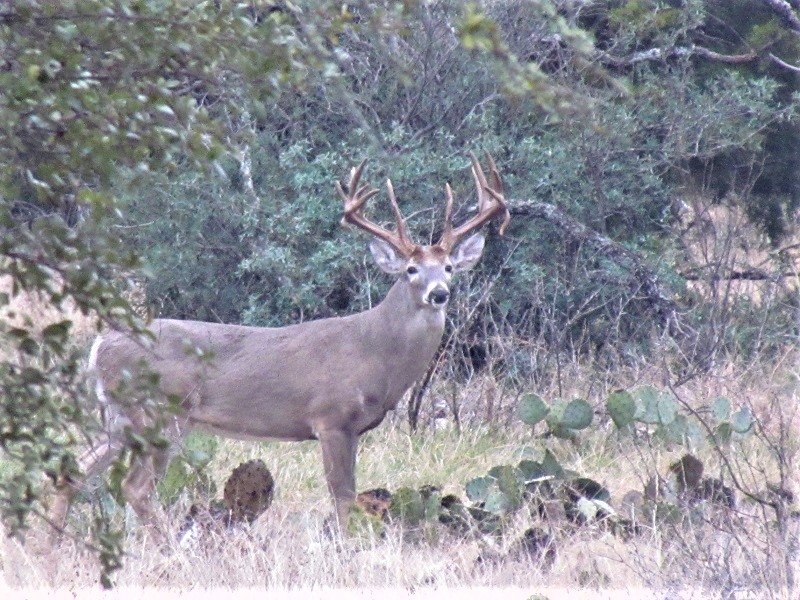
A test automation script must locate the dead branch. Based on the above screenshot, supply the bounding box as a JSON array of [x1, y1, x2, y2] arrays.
[[510, 200, 682, 334], [597, 45, 757, 68], [760, 0, 800, 34]]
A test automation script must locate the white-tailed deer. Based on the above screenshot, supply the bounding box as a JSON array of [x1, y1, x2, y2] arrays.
[[51, 153, 509, 534]]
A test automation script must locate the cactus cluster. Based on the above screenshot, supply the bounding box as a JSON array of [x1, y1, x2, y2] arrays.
[[517, 393, 594, 439], [606, 386, 753, 444], [171, 385, 751, 560], [465, 451, 616, 532]]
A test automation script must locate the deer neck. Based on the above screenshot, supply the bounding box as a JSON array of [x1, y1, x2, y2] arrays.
[[368, 278, 446, 367]]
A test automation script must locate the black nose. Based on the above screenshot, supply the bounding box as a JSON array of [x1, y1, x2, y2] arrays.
[[428, 287, 450, 305]]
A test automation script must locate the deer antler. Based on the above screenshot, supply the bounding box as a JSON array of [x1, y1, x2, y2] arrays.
[[436, 152, 511, 252], [336, 159, 417, 256]]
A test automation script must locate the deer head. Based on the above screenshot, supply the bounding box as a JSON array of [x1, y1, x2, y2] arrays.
[[336, 151, 510, 311]]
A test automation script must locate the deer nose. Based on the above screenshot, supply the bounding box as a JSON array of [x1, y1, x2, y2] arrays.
[[427, 286, 450, 306]]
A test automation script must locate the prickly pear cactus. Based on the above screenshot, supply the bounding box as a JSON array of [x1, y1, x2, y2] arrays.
[[356, 488, 393, 520], [517, 393, 593, 438], [223, 459, 275, 524], [388, 487, 425, 525]]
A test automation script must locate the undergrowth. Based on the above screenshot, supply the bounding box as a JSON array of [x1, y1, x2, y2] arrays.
[[4, 352, 798, 599]]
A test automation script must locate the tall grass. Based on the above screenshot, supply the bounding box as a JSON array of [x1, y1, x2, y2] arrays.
[[5, 422, 646, 590], [3, 356, 798, 599]]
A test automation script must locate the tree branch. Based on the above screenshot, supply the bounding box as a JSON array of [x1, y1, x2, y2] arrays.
[[510, 200, 682, 334], [598, 43, 800, 74], [770, 52, 800, 72], [691, 45, 760, 64], [598, 45, 758, 68], [760, 0, 800, 34], [679, 267, 797, 281]]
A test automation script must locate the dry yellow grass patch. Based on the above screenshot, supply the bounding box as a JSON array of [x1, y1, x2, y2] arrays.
[[0, 585, 670, 600]]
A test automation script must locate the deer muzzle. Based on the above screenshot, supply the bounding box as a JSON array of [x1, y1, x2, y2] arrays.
[[426, 285, 450, 307]]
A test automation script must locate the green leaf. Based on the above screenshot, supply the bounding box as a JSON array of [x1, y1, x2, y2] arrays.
[[550, 423, 577, 440], [659, 413, 689, 445], [182, 432, 218, 469], [388, 487, 425, 526], [421, 487, 442, 522], [483, 486, 513, 515], [560, 398, 593, 430], [715, 422, 733, 444], [19, 337, 40, 355], [487, 465, 523, 511], [41, 319, 72, 349], [517, 459, 548, 483], [466, 506, 503, 534], [157, 458, 190, 505], [634, 386, 676, 425], [634, 385, 661, 424], [607, 390, 636, 429], [711, 396, 731, 423], [685, 418, 707, 448], [540, 449, 566, 479], [19, 367, 46, 385], [517, 393, 550, 426], [657, 395, 677, 426], [465, 476, 494, 503], [731, 406, 753, 434]]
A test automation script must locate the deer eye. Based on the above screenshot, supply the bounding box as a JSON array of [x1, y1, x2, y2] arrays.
[[406, 265, 419, 275], [444, 264, 453, 274]]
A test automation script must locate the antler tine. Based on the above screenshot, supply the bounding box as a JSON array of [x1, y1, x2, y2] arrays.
[[481, 151, 511, 235], [385, 179, 416, 252], [439, 182, 455, 246], [436, 151, 511, 251], [337, 160, 417, 256]]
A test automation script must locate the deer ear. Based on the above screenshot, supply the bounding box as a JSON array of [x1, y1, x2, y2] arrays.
[[369, 238, 408, 274], [450, 232, 485, 272]]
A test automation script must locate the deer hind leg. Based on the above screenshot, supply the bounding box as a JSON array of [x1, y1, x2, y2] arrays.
[[121, 450, 168, 528], [318, 429, 358, 530], [49, 430, 126, 542]]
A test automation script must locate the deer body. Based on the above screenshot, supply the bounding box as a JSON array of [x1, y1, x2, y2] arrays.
[[51, 154, 509, 534], [95, 278, 446, 444]]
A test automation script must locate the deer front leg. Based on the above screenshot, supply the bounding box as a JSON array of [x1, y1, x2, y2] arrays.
[[318, 429, 358, 530]]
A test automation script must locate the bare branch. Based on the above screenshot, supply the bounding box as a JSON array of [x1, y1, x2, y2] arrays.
[[691, 46, 759, 64], [598, 45, 757, 68], [770, 52, 800, 72], [511, 199, 682, 334], [760, 0, 800, 34], [679, 267, 797, 281], [598, 43, 800, 74]]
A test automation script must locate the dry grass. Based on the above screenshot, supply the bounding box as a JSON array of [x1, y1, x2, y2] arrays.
[[0, 275, 99, 345], [0, 585, 669, 600], [2, 383, 797, 600]]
